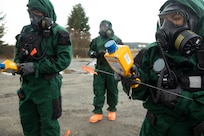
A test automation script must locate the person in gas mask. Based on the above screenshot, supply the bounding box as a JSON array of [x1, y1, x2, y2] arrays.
[[88, 20, 123, 123], [114, 0, 204, 135], [13, 0, 72, 135]]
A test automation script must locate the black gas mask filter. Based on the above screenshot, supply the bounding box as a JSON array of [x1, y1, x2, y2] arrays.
[[41, 17, 54, 37], [156, 4, 202, 55]]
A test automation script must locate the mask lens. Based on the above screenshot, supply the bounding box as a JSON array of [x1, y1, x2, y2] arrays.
[[28, 9, 44, 17], [28, 9, 45, 31], [158, 18, 164, 28], [159, 12, 185, 28], [99, 23, 109, 33]]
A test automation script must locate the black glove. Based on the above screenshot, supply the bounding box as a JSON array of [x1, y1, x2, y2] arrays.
[[17, 62, 34, 76], [159, 86, 182, 108], [90, 51, 97, 58], [121, 64, 140, 87], [114, 72, 121, 81], [121, 75, 140, 87]]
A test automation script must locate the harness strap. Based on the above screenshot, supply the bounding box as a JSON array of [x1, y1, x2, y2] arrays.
[[146, 111, 157, 126], [193, 121, 204, 136], [42, 72, 59, 80], [179, 75, 204, 91]]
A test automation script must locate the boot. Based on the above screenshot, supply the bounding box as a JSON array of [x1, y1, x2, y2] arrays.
[[64, 129, 71, 136], [89, 114, 103, 123], [108, 112, 116, 121]]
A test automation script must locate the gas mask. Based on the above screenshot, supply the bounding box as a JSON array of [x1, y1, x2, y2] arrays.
[[99, 21, 114, 38], [28, 9, 53, 33], [28, 10, 45, 31], [156, 3, 202, 55]]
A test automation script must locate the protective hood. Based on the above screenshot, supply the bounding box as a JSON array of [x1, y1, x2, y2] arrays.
[[100, 20, 112, 29], [159, 0, 204, 38], [27, 0, 56, 22]]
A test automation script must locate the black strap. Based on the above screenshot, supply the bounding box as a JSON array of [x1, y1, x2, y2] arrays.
[[179, 75, 204, 91], [193, 121, 204, 136], [43, 72, 59, 80], [146, 111, 157, 126]]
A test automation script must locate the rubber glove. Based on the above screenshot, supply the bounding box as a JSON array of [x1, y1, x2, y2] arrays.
[[18, 62, 34, 76], [90, 51, 97, 58], [121, 64, 140, 87]]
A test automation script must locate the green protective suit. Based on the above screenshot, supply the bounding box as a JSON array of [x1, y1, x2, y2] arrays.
[[122, 0, 204, 136], [14, 0, 72, 136], [88, 20, 123, 114]]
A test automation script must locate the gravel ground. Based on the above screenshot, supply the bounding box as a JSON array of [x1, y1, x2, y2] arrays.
[[0, 58, 146, 136]]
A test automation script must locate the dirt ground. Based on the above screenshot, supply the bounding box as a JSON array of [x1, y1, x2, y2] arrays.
[[0, 58, 146, 136]]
